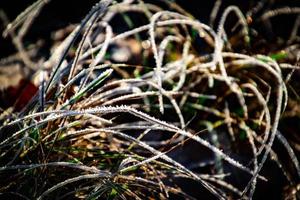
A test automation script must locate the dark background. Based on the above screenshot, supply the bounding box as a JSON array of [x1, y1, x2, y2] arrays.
[[0, 0, 298, 59]]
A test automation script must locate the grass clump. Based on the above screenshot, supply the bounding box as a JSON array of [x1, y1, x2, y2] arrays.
[[0, 0, 300, 199]]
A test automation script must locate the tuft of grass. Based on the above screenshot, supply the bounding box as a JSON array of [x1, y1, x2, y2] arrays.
[[0, 0, 300, 199]]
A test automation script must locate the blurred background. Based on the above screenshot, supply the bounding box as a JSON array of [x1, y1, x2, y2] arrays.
[[0, 0, 298, 59]]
